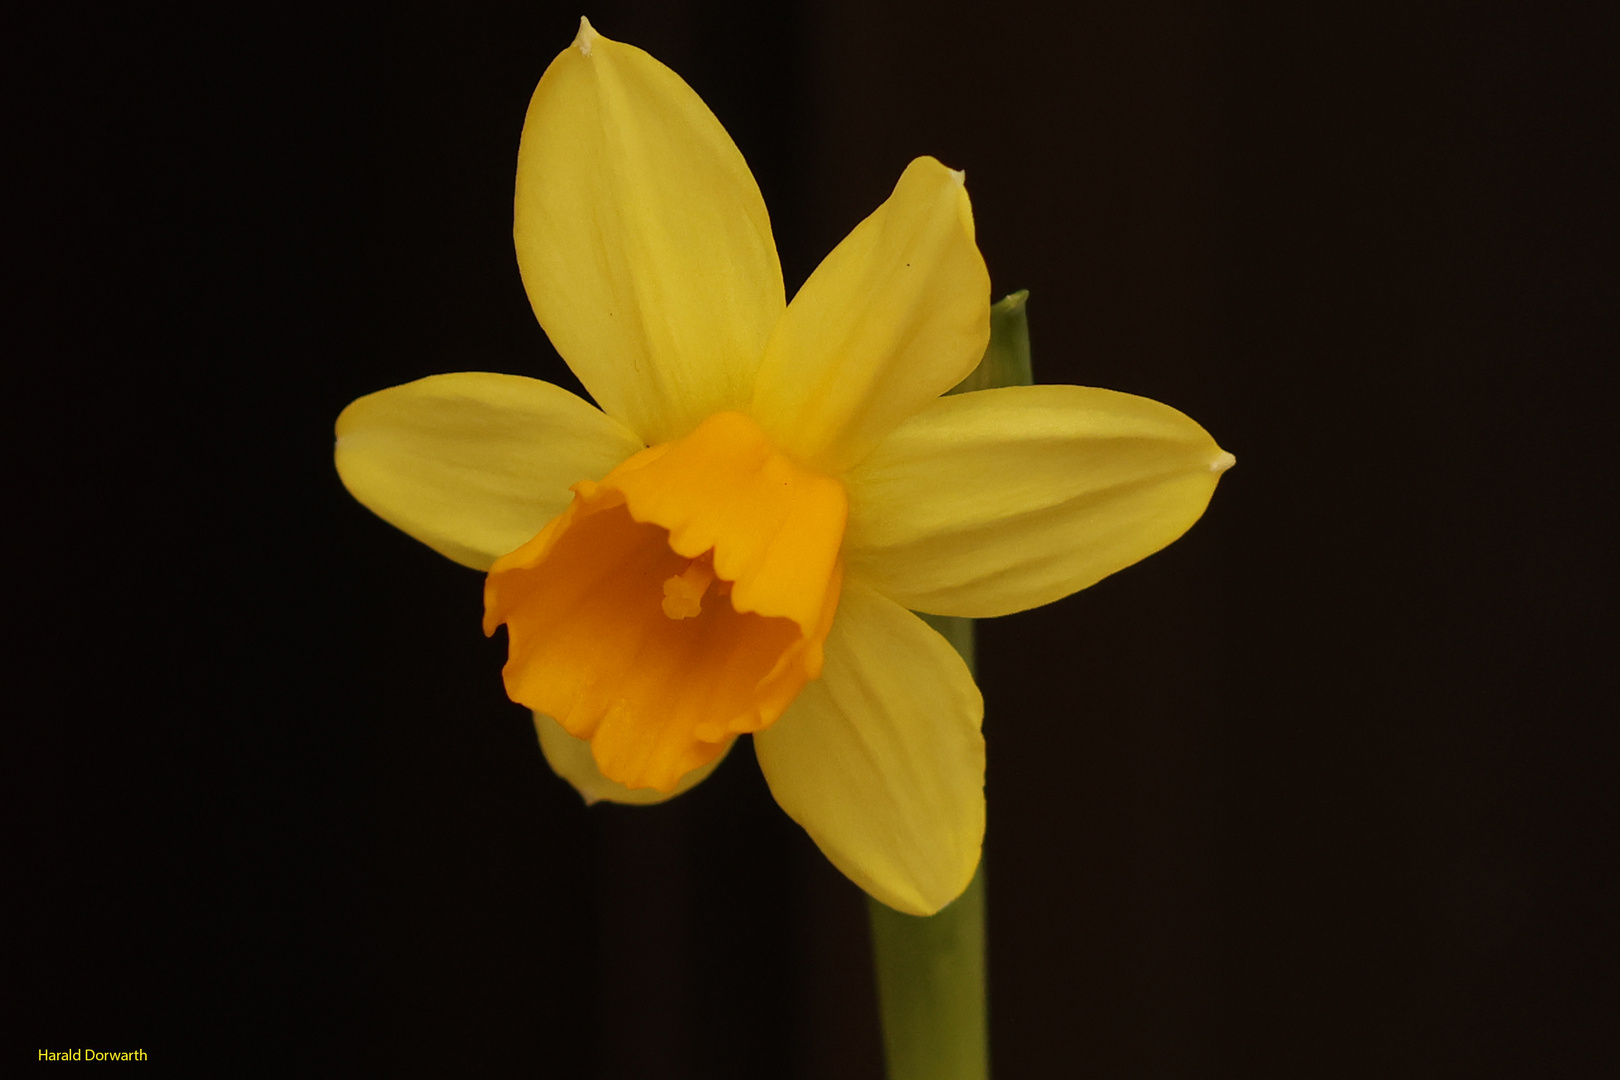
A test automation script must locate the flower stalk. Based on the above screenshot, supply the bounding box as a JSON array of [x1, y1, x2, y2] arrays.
[[869, 855, 987, 1080], [866, 290, 1032, 1080]]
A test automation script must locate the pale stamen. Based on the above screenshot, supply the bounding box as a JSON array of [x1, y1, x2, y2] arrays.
[[662, 556, 717, 620]]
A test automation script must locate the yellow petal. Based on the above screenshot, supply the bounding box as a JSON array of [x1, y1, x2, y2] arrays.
[[514, 19, 785, 445], [334, 372, 643, 570], [844, 384, 1234, 617], [750, 157, 991, 472], [483, 412, 846, 794], [532, 711, 731, 806], [754, 581, 984, 915]]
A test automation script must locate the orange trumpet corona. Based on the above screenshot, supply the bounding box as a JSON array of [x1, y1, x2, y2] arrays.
[[483, 411, 846, 793]]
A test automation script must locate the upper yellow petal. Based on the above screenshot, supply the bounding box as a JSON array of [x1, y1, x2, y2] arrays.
[[750, 157, 991, 472], [844, 384, 1233, 617], [515, 19, 785, 445], [334, 372, 643, 570], [754, 581, 985, 916]]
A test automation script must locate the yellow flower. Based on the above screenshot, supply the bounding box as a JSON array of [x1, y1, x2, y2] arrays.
[[334, 19, 1233, 915]]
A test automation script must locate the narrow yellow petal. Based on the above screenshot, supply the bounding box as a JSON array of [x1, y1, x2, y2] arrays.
[[515, 19, 785, 445], [532, 711, 731, 806], [750, 157, 991, 472], [334, 372, 642, 570], [754, 581, 985, 916], [845, 384, 1233, 617]]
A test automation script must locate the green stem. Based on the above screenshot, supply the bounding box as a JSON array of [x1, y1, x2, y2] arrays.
[[868, 863, 988, 1080], [874, 722, 984, 1075], [868, 615, 986, 1080], [864, 291, 1031, 1079]]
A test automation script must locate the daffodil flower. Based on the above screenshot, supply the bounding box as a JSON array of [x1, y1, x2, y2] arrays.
[[335, 19, 1232, 915]]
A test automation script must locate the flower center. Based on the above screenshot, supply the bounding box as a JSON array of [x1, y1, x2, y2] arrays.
[[483, 412, 847, 793], [661, 552, 731, 619]]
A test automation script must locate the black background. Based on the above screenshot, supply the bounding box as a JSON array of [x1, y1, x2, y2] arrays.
[[15, 0, 1616, 1075]]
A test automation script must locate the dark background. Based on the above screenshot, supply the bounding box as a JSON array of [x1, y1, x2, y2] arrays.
[[15, 0, 1615, 1075]]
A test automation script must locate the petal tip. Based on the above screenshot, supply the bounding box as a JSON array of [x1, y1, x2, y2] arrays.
[[1210, 450, 1236, 475], [574, 16, 598, 56]]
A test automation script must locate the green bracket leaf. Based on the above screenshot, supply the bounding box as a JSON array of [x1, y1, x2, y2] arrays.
[[948, 289, 1032, 396]]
